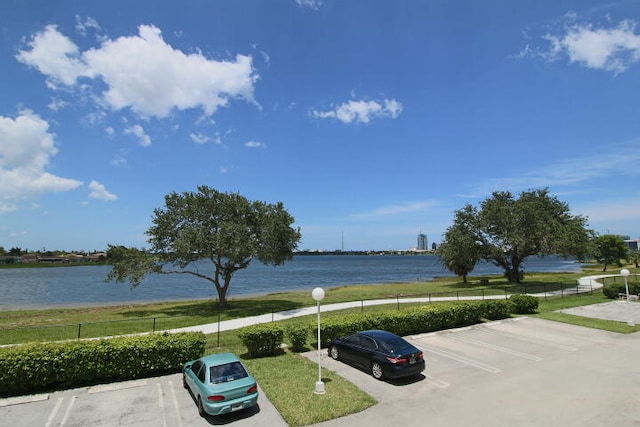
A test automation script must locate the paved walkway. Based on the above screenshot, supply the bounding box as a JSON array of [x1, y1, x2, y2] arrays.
[[165, 274, 630, 334]]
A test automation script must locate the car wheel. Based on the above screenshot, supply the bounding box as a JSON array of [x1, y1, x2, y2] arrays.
[[371, 362, 384, 380], [329, 345, 340, 360], [182, 373, 188, 389], [197, 396, 206, 417]]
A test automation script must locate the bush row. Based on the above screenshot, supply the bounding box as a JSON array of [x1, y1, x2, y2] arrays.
[[603, 283, 640, 299], [0, 332, 206, 397], [509, 294, 539, 314], [238, 300, 513, 357]]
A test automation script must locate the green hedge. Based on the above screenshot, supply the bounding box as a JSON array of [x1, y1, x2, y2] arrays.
[[238, 323, 285, 357], [285, 323, 311, 351], [603, 283, 640, 299], [509, 294, 539, 314], [284, 301, 513, 349], [0, 332, 205, 397]]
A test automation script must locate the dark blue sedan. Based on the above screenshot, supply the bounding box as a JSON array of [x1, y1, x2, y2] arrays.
[[328, 330, 425, 380]]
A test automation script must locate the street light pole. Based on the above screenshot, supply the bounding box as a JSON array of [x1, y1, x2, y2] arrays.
[[620, 269, 635, 326], [312, 287, 326, 394]]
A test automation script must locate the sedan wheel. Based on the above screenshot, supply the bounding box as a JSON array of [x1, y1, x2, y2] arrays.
[[371, 362, 384, 380], [329, 345, 340, 360], [197, 396, 206, 417], [182, 373, 188, 389]]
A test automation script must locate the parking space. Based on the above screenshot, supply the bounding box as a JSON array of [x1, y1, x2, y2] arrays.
[[0, 373, 286, 427], [312, 317, 640, 427]]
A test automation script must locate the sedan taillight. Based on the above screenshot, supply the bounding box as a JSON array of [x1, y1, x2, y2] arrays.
[[207, 395, 225, 402], [247, 384, 258, 394], [386, 356, 408, 364]]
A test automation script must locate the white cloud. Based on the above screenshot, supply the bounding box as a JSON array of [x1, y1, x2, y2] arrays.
[[75, 15, 101, 36], [470, 140, 640, 197], [523, 19, 640, 74], [0, 110, 82, 212], [295, 0, 323, 10], [245, 140, 266, 148], [190, 132, 210, 144], [88, 180, 117, 200], [124, 124, 151, 147], [16, 25, 91, 88], [312, 98, 403, 124], [349, 200, 438, 221], [17, 24, 259, 118], [47, 97, 68, 111]]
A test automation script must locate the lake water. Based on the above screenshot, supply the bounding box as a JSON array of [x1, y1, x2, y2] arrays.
[[0, 255, 582, 310]]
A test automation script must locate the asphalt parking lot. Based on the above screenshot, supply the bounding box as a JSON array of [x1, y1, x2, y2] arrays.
[[308, 316, 640, 427], [0, 373, 287, 427]]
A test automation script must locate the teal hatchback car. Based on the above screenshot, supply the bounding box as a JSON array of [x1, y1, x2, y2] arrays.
[[183, 353, 259, 417]]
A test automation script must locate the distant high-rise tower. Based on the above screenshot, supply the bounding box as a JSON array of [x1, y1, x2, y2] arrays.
[[417, 233, 428, 251]]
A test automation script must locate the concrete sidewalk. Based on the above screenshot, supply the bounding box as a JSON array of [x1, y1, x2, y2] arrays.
[[165, 274, 616, 335]]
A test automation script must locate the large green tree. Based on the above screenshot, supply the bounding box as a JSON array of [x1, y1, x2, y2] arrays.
[[593, 234, 629, 271], [438, 209, 482, 283], [105, 186, 302, 308], [442, 188, 593, 284]]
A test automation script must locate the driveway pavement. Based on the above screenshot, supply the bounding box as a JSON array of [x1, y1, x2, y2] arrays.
[[0, 374, 287, 427], [306, 316, 640, 427]]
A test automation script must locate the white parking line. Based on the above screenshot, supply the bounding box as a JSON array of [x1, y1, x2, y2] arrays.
[[424, 347, 501, 373], [446, 333, 543, 361], [59, 395, 77, 427], [157, 383, 167, 427], [167, 380, 184, 427], [423, 374, 450, 388], [45, 397, 64, 427], [88, 379, 148, 394], [482, 325, 579, 352]]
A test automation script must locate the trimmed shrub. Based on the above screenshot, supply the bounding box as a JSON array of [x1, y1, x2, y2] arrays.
[[285, 323, 311, 351], [481, 299, 513, 320], [0, 332, 205, 397], [238, 323, 284, 357], [509, 294, 539, 314], [603, 283, 640, 299]]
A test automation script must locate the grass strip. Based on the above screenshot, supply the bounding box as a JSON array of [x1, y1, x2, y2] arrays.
[[244, 352, 376, 427]]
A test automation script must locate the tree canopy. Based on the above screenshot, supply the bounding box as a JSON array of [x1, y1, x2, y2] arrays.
[[593, 234, 629, 271], [438, 210, 481, 283], [440, 188, 593, 283], [105, 186, 302, 308]]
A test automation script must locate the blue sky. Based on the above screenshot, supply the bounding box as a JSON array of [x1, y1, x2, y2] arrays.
[[1, 0, 640, 252]]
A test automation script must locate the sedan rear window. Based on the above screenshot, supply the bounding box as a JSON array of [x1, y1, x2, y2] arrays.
[[210, 361, 249, 384], [378, 336, 414, 354]]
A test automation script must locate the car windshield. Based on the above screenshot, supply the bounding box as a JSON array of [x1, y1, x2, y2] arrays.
[[210, 361, 248, 384], [377, 335, 414, 355]]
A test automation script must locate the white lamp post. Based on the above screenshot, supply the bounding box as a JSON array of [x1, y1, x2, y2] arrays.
[[312, 287, 326, 394], [620, 269, 635, 326]]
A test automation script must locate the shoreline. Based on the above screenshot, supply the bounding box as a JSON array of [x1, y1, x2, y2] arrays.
[[0, 280, 430, 311]]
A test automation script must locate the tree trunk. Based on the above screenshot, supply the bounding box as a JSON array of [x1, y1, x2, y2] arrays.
[[505, 268, 521, 284]]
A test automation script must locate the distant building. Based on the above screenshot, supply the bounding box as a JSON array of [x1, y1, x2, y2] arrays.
[[417, 233, 428, 251], [625, 238, 639, 251]]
